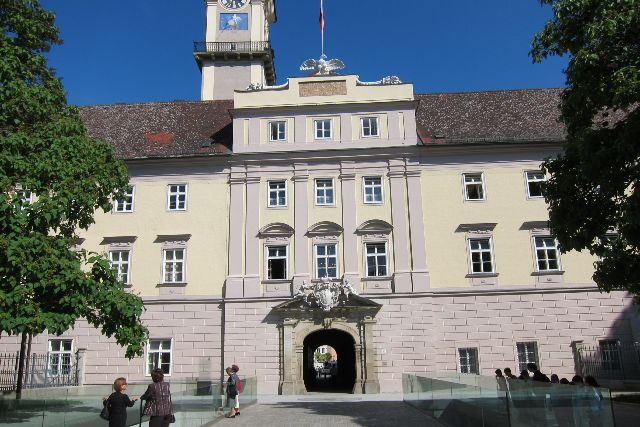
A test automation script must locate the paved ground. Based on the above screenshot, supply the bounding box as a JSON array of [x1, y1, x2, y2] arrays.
[[212, 394, 443, 427]]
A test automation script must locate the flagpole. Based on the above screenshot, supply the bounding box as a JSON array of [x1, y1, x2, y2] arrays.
[[320, 0, 324, 56]]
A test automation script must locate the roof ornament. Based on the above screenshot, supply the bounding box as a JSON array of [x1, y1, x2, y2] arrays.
[[300, 54, 345, 76], [295, 277, 358, 311], [246, 83, 264, 91], [356, 76, 403, 86]]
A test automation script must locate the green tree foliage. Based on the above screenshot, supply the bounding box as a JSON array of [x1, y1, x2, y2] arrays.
[[531, 0, 640, 296], [0, 0, 148, 361]]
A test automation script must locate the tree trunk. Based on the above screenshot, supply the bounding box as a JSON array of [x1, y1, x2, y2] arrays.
[[24, 333, 33, 389], [15, 330, 27, 400]]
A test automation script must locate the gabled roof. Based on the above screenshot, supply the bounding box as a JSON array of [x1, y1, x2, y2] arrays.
[[80, 100, 233, 160], [78, 88, 566, 160]]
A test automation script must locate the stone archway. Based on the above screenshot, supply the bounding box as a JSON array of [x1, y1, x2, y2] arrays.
[[304, 328, 356, 392], [273, 285, 381, 395]]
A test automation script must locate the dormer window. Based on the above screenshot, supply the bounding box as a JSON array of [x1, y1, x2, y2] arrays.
[[314, 119, 332, 139]]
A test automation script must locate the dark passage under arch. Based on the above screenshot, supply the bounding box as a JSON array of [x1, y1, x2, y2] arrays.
[[303, 328, 356, 393]]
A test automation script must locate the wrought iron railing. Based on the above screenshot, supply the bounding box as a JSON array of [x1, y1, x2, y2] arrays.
[[576, 341, 640, 380], [193, 41, 272, 53], [0, 351, 78, 391]]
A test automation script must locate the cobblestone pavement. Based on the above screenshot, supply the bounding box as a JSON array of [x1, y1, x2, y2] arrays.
[[212, 400, 443, 427]]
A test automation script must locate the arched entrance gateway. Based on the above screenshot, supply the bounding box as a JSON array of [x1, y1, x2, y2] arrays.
[[273, 279, 381, 394], [303, 329, 356, 392]]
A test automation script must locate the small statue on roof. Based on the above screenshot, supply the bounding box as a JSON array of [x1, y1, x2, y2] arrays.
[[300, 54, 345, 76]]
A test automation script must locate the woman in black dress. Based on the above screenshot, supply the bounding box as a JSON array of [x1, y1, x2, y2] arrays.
[[104, 377, 138, 427]]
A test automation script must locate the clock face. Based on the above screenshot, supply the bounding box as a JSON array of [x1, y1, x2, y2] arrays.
[[220, 0, 248, 10]]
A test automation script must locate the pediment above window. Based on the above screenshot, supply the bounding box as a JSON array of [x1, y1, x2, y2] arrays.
[[307, 221, 343, 237], [356, 219, 393, 235], [259, 222, 295, 238]]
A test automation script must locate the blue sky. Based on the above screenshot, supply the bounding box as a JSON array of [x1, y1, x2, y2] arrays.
[[39, 0, 568, 106]]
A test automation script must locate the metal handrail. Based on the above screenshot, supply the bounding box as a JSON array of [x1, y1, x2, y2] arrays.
[[193, 41, 272, 53]]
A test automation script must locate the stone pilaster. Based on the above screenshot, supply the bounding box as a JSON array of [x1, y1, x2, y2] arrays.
[[361, 316, 380, 393], [406, 169, 430, 291], [388, 160, 412, 293], [280, 318, 297, 394], [293, 169, 310, 294], [340, 164, 360, 288], [75, 348, 87, 386], [226, 168, 245, 298], [244, 175, 261, 297]]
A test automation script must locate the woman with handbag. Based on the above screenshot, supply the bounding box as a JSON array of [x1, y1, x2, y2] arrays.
[[225, 366, 239, 418], [102, 377, 138, 427], [141, 368, 174, 427]]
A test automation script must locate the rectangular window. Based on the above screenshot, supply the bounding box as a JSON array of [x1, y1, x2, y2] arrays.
[[17, 189, 33, 205], [167, 184, 187, 211], [468, 238, 494, 274], [267, 246, 287, 280], [315, 244, 338, 279], [113, 186, 135, 212], [361, 117, 379, 137], [463, 173, 485, 201], [363, 176, 383, 204], [600, 340, 622, 371], [269, 121, 287, 142], [365, 242, 388, 277], [315, 179, 335, 206], [109, 250, 131, 284], [163, 248, 185, 283], [147, 339, 172, 375], [458, 348, 479, 374], [48, 339, 72, 377], [314, 119, 332, 139], [525, 171, 546, 198], [516, 342, 539, 373], [268, 180, 287, 207], [534, 237, 560, 271]]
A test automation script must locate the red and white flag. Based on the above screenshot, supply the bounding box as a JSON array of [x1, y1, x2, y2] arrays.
[[319, 0, 324, 33]]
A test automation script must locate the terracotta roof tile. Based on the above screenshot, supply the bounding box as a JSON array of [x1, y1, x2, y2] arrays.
[[79, 89, 566, 159], [415, 88, 565, 143], [79, 100, 233, 160]]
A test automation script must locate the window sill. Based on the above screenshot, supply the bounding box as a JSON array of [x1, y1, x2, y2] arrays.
[[363, 201, 384, 206], [466, 273, 498, 286], [262, 279, 290, 284], [314, 204, 337, 208], [531, 270, 564, 285], [267, 205, 289, 209], [464, 199, 487, 202], [157, 282, 188, 287]]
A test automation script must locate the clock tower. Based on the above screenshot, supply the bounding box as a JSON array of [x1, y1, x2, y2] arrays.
[[194, 0, 277, 100]]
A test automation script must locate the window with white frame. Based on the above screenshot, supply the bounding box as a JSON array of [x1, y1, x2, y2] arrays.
[[314, 119, 332, 139], [463, 173, 485, 200], [361, 117, 379, 137], [163, 248, 185, 283], [458, 348, 479, 374], [315, 178, 335, 206], [17, 189, 33, 205], [167, 184, 187, 211], [468, 238, 494, 274], [525, 171, 546, 198], [268, 180, 287, 207], [48, 339, 72, 376], [600, 340, 622, 371], [315, 243, 338, 279], [534, 237, 560, 271], [266, 245, 287, 280], [269, 121, 287, 142], [147, 339, 172, 375], [113, 186, 135, 212], [516, 341, 539, 373], [363, 176, 383, 204], [365, 242, 388, 277], [109, 250, 131, 285]]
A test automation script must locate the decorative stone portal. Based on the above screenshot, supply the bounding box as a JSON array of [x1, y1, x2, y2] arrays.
[[273, 280, 381, 394]]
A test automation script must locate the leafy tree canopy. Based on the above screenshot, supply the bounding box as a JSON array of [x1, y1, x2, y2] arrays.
[[531, 0, 640, 296], [0, 0, 148, 358]]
